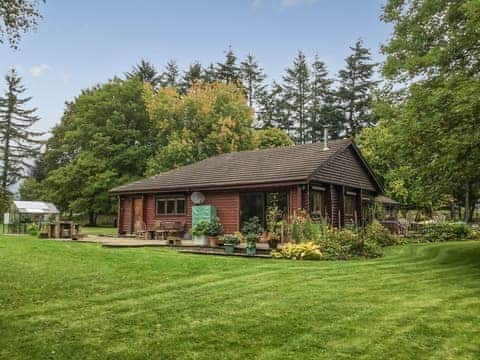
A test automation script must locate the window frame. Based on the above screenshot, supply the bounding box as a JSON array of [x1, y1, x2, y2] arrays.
[[344, 193, 357, 217], [156, 195, 186, 216], [310, 189, 325, 218]]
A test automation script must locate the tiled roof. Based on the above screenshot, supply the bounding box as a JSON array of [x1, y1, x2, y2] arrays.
[[110, 139, 378, 194]]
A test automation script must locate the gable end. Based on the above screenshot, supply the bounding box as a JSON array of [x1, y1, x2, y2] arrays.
[[310, 144, 381, 192]]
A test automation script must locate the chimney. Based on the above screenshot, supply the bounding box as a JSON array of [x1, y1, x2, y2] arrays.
[[323, 126, 329, 151]]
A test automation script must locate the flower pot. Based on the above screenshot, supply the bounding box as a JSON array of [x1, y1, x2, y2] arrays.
[[246, 246, 256, 256], [193, 235, 208, 246], [224, 243, 235, 254], [268, 239, 279, 249], [208, 236, 218, 247]]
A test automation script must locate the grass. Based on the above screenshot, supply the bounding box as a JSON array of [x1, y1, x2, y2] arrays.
[[0, 237, 479, 359], [81, 226, 117, 236]]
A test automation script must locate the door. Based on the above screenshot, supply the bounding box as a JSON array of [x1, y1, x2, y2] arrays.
[[132, 197, 143, 233]]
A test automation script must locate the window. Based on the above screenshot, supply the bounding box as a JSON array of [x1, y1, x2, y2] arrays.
[[157, 199, 166, 215], [344, 194, 357, 216], [240, 191, 288, 229], [310, 190, 324, 218], [240, 192, 265, 227], [156, 196, 186, 215]]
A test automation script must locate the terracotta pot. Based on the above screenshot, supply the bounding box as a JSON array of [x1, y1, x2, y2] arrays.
[[208, 236, 218, 247], [268, 239, 279, 249]]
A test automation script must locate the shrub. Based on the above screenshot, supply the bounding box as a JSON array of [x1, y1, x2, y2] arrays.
[[241, 217, 262, 236], [422, 222, 474, 242], [289, 210, 327, 244], [245, 233, 259, 248], [191, 220, 210, 236], [205, 218, 223, 237], [313, 227, 384, 260], [27, 223, 39, 236], [223, 234, 240, 245], [272, 242, 322, 260], [363, 220, 399, 247]]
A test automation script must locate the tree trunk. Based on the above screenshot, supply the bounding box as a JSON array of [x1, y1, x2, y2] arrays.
[[468, 198, 476, 223], [464, 182, 471, 223], [88, 211, 96, 226]]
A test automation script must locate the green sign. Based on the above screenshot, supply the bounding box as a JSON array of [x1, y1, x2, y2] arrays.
[[192, 205, 217, 226]]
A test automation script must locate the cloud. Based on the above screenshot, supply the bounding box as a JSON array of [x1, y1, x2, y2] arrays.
[[29, 64, 51, 77], [253, 0, 318, 9]]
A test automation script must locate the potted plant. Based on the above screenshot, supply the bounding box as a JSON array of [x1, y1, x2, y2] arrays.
[[267, 232, 280, 249], [223, 235, 239, 254], [191, 220, 210, 246], [205, 217, 223, 247], [245, 233, 258, 256], [266, 206, 283, 249], [241, 217, 263, 256]]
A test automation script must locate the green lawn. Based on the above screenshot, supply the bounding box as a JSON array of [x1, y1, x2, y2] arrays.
[[1, 237, 479, 360], [81, 226, 117, 236]]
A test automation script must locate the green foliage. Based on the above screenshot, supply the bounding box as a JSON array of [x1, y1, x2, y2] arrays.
[[253, 128, 293, 149], [372, 0, 480, 221], [144, 81, 255, 175], [240, 54, 266, 108], [245, 233, 259, 248], [26, 223, 39, 236], [19, 78, 155, 224], [337, 40, 378, 137], [0, 69, 43, 190], [318, 227, 384, 259], [272, 242, 322, 260], [289, 210, 327, 244], [285, 212, 388, 260], [363, 220, 399, 247], [422, 222, 475, 243], [124, 59, 161, 88], [0, 0, 45, 49], [191, 220, 210, 236], [222, 234, 240, 246], [204, 218, 223, 237], [241, 216, 262, 236]]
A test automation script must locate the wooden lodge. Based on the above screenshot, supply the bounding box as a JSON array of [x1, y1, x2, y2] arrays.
[[110, 139, 386, 242]]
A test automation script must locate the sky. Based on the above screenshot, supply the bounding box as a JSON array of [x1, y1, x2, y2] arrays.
[[0, 0, 391, 134]]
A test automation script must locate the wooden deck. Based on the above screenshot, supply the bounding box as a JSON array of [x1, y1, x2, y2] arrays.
[[63, 235, 274, 258]]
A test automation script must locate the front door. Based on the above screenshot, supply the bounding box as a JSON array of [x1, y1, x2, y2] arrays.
[[132, 197, 143, 233]]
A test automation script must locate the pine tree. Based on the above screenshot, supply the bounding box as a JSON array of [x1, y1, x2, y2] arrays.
[[256, 84, 278, 128], [125, 59, 161, 88], [240, 54, 266, 108], [307, 56, 344, 141], [181, 62, 203, 93], [161, 60, 180, 88], [216, 48, 240, 84], [282, 51, 310, 144], [337, 40, 378, 137], [0, 69, 43, 191], [202, 63, 217, 83]]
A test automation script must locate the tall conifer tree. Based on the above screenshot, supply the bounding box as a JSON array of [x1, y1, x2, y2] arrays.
[[216, 48, 240, 84], [240, 54, 266, 108], [125, 59, 161, 88], [0, 69, 43, 192], [337, 40, 377, 137], [282, 51, 310, 144], [181, 62, 203, 93], [161, 60, 180, 88]]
